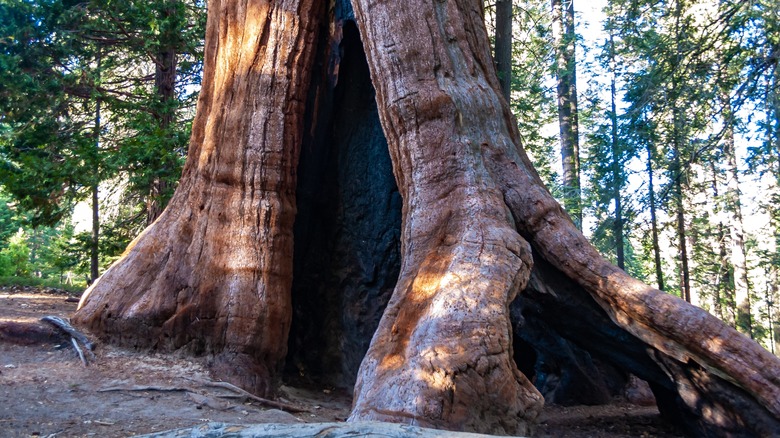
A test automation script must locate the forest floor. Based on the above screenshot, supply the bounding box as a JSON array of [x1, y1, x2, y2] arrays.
[[0, 287, 685, 438]]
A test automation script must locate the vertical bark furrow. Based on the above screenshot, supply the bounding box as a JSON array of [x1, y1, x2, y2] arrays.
[[74, 0, 323, 397], [349, 0, 542, 434]]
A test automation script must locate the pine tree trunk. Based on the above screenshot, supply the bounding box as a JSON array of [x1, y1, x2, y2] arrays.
[[91, 63, 101, 284], [711, 162, 729, 322], [646, 140, 665, 291], [74, 0, 323, 397], [551, 0, 580, 228], [723, 94, 752, 336], [608, 29, 624, 269], [146, 1, 179, 225], [672, 112, 691, 303], [494, 0, 512, 102]]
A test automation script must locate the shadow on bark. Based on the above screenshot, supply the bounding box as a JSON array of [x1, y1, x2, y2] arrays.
[[345, 0, 780, 435], [515, 251, 780, 436]]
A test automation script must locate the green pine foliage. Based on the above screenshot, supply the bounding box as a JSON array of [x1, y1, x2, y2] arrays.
[[0, 0, 204, 284], [509, 0, 560, 193]]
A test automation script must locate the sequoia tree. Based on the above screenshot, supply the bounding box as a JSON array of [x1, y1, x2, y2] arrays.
[[74, 0, 780, 436], [75, 0, 323, 395]]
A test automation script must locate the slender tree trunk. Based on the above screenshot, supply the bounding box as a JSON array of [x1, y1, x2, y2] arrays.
[[711, 162, 729, 322], [722, 93, 752, 336], [769, 29, 780, 355], [608, 29, 623, 269], [646, 140, 664, 291], [146, 1, 179, 225], [551, 0, 581, 228], [91, 55, 101, 284], [91, 180, 99, 283], [494, 0, 512, 102], [30, 228, 39, 277], [566, 0, 579, 196], [669, 0, 691, 304], [770, 16, 779, 164], [766, 271, 777, 355], [673, 146, 691, 303], [74, 0, 323, 396]]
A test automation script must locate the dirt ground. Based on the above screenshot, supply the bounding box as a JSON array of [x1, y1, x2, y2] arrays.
[[0, 288, 685, 437]]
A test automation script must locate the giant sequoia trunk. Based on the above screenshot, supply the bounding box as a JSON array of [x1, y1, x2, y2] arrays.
[[74, 0, 323, 396], [346, 1, 543, 434], [73, 0, 780, 436], [348, 0, 780, 435]]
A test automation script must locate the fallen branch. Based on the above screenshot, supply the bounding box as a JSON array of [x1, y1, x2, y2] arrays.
[[98, 384, 191, 393], [0, 321, 63, 345], [188, 378, 311, 413], [71, 337, 88, 366], [41, 316, 95, 351], [41, 315, 96, 366], [99, 379, 310, 413]]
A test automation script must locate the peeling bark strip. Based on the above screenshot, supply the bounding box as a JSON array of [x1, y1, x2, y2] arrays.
[[349, 0, 543, 435], [73, 0, 323, 397]]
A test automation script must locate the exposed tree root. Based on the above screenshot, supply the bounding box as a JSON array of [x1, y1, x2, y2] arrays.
[[99, 379, 311, 414]]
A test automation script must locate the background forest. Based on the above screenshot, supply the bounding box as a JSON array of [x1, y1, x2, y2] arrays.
[[1, 0, 778, 354]]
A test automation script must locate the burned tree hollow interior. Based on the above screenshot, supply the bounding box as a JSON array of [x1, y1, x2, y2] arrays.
[[287, 19, 402, 389], [287, 16, 643, 400], [286, 16, 627, 401]]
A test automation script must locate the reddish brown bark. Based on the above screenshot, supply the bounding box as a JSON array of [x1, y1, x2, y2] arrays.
[[348, 0, 542, 434], [73, 0, 322, 397], [348, 0, 780, 435]]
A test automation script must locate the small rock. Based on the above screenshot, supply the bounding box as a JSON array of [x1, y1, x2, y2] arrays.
[[624, 375, 656, 406], [250, 407, 300, 426]]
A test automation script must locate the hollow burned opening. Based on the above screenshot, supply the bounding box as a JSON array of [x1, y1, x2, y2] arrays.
[[287, 18, 402, 389], [285, 11, 762, 437], [286, 13, 641, 405]]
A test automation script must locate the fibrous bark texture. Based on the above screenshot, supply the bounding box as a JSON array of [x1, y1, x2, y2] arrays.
[[494, 0, 512, 102], [551, 0, 581, 229], [348, 0, 780, 436], [73, 0, 322, 397], [348, 0, 543, 434]]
